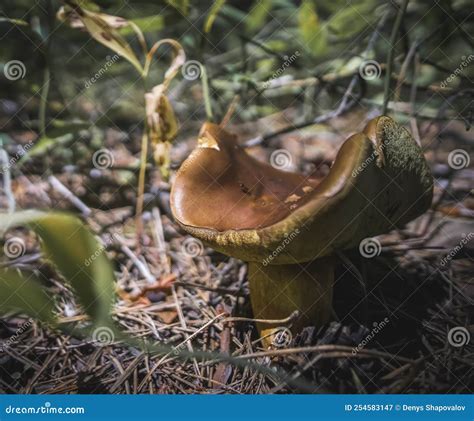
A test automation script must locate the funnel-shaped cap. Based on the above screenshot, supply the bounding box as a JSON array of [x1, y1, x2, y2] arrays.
[[171, 116, 433, 263]]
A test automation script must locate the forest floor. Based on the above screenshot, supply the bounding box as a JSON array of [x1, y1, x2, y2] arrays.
[[1, 108, 473, 393]]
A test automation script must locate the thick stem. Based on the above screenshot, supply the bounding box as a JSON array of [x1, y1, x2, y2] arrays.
[[248, 257, 334, 346]]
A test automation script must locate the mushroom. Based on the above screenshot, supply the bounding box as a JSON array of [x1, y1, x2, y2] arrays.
[[170, 116, 433, 344]]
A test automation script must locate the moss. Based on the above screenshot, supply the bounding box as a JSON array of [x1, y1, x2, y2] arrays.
[[381, 118, 433, 193]]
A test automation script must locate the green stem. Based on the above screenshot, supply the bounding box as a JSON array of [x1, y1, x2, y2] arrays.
[[135, 77, 149, 242], [135, 131, 149, 242], [200, 63, 214, 122], [382, 0, 409, 115], [39, 66, 50, 137]]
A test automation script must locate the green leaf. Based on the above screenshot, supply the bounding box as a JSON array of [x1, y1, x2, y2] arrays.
[[246, 0, 272, 32], [166, 0, 189, 16], [0, 211, 115, 323], [327, 0, 377, 37], [81, 13, 143, 75], [0, 269, 55, 324], [298, 0, 328, 56], [119, 15, 164, 36], [46, 120, 91, 138], [18, 133, 74, 165], [204, 0, 227, 33], [0, 18, 28, 26]]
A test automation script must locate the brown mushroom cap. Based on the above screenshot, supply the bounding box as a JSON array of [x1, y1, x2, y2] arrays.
[[171, 116, 433, 264]]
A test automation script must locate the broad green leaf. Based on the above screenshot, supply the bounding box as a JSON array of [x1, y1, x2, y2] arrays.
[[0, 269, 55, 324], [0, 220, 312, 388], [246, 0, 272, 32], [0, 211, 115, 323], [298, 0, 328, 56], [204, 0, 226, 33]]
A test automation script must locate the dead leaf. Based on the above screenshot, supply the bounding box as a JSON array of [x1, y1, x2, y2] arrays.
[[157, 310, 178, 324], [438, 204, 474, 218], [145, 89, 179, 179], [144, 273, 177, 292], [117, 274, 177, 303], [144, 38, 185, 81], [57, 6, 128, 29]]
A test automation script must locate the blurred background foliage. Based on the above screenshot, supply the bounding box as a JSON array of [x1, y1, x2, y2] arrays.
[[0, 0, 472, 141]]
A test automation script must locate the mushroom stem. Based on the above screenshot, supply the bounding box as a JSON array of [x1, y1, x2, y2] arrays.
[[248, 257, 334, 346]]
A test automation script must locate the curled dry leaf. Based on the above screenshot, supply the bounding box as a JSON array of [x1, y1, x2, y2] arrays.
[[144, 40, 185, 178], [145, 86, 178, 141], [144, 38, 185, 81], [57, 2, 144, 74], [145, 89, 178, 178], [57, 6, 128, 29]]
